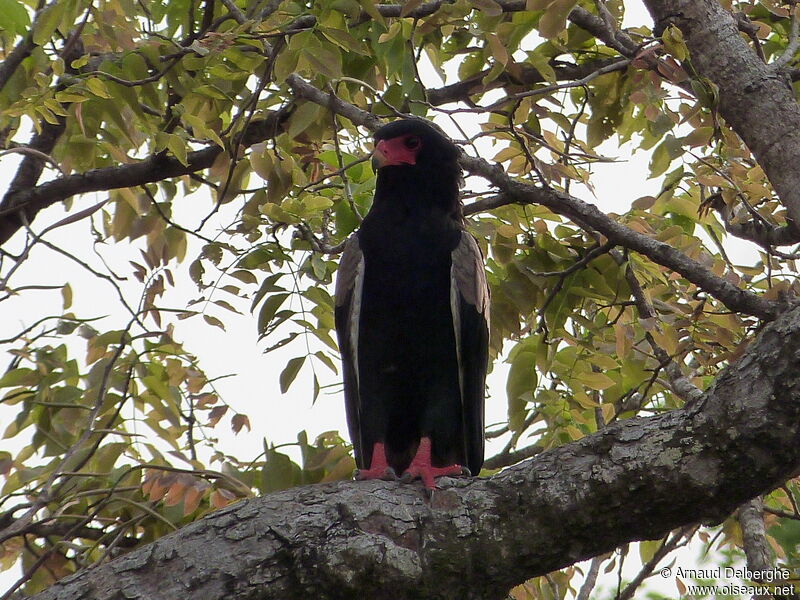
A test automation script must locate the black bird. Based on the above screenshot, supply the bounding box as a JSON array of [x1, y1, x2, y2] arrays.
[[334, 119, 490, 489]]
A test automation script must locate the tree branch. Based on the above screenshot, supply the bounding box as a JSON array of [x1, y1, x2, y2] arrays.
[[0, 107, 293, 247], [287, 75, 780, 321], [644, 0, 800, 227], [426, 57, 628, 107], [705, 193, 800, 248], [27, 304, 800, 600]]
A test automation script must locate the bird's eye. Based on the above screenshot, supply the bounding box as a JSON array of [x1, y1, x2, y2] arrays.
[[404, 136, 421, 149]]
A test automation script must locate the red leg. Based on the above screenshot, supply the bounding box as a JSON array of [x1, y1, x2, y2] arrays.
[[401, 437, 468, 489], [354, 442, 397, 481]]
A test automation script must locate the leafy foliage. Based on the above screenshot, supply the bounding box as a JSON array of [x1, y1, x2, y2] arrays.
[[0, 0, 799, 597]]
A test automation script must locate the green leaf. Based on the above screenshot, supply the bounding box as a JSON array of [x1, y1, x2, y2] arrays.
[[279, 356, 306, 393], [257, 292, 291, 334], [302, 195, 334, 213], [203, 314, 226, 330], [250, 144, 273, 181], [165, 133, 188, 166], [356, 0, 385, 25], [506, 337, 539, 430], [231, 270, 257, 284], [527, 48, 556, 83], [250, 273, 285, 312], [302, 43, 342, 78], [319, 27, 366, 53], [470, 0, 503, 16], [574, 371, 616, 391], [260, 445, 301, 493], [0, 368, 38, 388], [32, 2, 64, 46], [286, 101, 322, 140], [0, 0, 31, 36]]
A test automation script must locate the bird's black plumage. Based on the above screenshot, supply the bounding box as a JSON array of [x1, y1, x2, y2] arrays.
[[334, 119, 489, 488]]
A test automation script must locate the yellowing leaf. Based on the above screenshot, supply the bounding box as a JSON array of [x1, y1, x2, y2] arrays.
[[632, 196, 656, 210], [566, 425, 584, 440], [538, 0, 578, 38], [615, 323, 633, 358], [676, 577, 686, 595], [164, 480, 188, 507], [378, 21, 402, 43], [662, 24, 688, 61], [61, 283, 72, 310], [576, 371, 616, 391], [486, 32, 509, 66], [85, 77, 112, 99]]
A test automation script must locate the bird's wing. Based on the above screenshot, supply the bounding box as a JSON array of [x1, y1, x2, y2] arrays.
[[334, 235, 366, 468], [450, 231, 490, 475]]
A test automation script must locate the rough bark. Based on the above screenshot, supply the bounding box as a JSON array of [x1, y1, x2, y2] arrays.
[[27, 304, 800, 600], [644, 0, 800, 227]]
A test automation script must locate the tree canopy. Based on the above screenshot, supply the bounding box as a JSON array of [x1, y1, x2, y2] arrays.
[[1, 0, 800, 598]]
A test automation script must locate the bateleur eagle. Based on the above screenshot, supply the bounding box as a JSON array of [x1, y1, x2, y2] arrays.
[[334, 119, 490, 489]]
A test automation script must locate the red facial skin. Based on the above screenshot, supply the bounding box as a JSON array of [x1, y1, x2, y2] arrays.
[[373, 134, 422, 167]]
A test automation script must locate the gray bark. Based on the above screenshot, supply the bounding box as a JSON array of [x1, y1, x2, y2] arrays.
[[644, 0, 800, 227], [28, 305, 800, 600]]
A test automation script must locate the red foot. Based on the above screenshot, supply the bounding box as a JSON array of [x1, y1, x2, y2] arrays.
[[354, 442, 397, 481], [400, 437, 468, 490]]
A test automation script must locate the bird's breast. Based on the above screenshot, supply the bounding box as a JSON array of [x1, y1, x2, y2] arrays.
[[358, 212, 459, 308]]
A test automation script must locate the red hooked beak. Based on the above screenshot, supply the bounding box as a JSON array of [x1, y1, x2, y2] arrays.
[[372, 137, 419, 170]]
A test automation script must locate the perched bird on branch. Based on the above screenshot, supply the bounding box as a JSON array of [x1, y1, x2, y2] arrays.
[[335, 118, 490, 490]]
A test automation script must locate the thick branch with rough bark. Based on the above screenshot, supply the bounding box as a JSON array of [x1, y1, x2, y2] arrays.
[[644, 0, 800, 227], [27, 305, 800, 600]]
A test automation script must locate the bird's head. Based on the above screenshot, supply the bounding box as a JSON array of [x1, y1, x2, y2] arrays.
[[370, 118, 463, 215], [372, 119, 460, 172]]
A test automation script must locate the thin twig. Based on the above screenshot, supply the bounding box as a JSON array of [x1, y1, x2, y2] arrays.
[[773, 5, 800, 69], [219, 0, 247, 24]]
